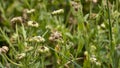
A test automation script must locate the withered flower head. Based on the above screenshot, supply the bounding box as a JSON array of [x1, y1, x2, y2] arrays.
[[16, 53, 26, 60], [27, 21, 39, 27], [70, 1, 82, 12], [0, 46, 9, 54], [10, 16, 23, 24], [49, 31, 62, 42], [24, 46, 33, 52], [51, 9, 64, 15], [23, 9, 35, 14], [27, 36, 45, 42], [37, 46, 49, 53]]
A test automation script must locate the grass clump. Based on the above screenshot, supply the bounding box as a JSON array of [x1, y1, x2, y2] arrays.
[[0, 0, 120, 68]]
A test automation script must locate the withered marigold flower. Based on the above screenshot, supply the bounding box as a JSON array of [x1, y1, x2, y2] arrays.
[[27, 21, 39, 27], [51, 9, 64, 15], [16, 53, 26, 60], [37, 46, 49, 53], [49, 31, 62, 42]]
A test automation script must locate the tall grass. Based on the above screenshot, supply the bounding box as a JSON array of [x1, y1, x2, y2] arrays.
[[0, 0, 120, 68]]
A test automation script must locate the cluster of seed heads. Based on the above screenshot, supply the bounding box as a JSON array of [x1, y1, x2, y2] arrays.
[[10, 9, 36, 28]]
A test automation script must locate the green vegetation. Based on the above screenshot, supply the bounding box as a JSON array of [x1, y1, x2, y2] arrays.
[[0, 0, 120, 68]]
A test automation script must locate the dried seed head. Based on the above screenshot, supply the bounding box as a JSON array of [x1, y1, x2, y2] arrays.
[[26, 9, 35, 14], [0, 46, 9, 54], [89, 13, 97, 19], [68, 16, 77, 24], [11, 16, 23, 24], [84, 51, 88, 56], [95, 61, 101, 66], [27, 36, 45, 42], [100, 23, 106, 29], [2, 46, 9, 52], [51, 9, 64, 15], [10, 33, 18, 43], [37, 46, 49, 53], [55, 44, 60, 52], [70, 1, 81, 12], [90, 55, 97, 63], [25, 46, 33, 52], [23, 9, 35, 14], [49, 31, 62, 42], [45, 25, 53, 30], [92, 0, 98, 3], [27, 21, 39, 27], [16, 53, 26, 60]]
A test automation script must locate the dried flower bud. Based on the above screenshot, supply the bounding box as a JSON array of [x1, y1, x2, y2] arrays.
[[93, 0, 98, 3], [95, 61, 101, 66], [37, 46, 49, 53], [11, 17, 23, 24], [27, 36, 45, 42], [90, 55, 97, 63], [25, 46, 33, 52], [26, 9, 35, 14], [16, 53, 26, 60], [10, 33, 18, 43], [70, 1, 81, 12], [2, 46, 9, 52], [45, 25, 53, 30], [49, 31, 62, 42], [100, 23, 106, 29], [89, 13, 97, 19], [51, 9, 64, 15], [84, 51, 88, 56], [0, 46, 9, 54], [27, 21, 39, 27], [55, 44, 60, 52]]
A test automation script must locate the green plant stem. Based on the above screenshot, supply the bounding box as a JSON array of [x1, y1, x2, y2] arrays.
[[4, 54, 23, 67]]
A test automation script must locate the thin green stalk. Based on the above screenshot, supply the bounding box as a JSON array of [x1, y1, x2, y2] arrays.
[[106, 0, 115, 68], [48, 46, 82, 68], [0, 28, 17, 54], [4, 54, 23, 67], [107, 0, 113, 53], [41, 56, 45, 68]]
